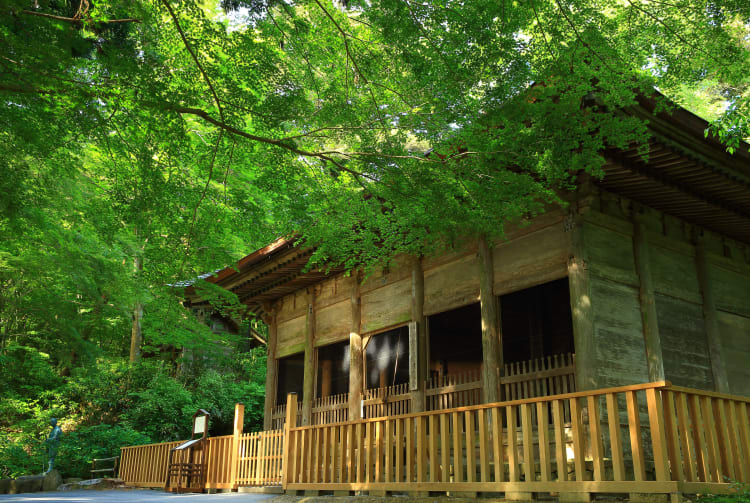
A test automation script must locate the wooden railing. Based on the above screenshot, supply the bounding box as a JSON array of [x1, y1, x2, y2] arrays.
[[121, 382, 749, 497], [281, 382, 750, 497], [272, 353, 575, 428], [426, 369, 483, 411], [236, 429, 284, 486], [312, 393, 350, 425], [501, 352, 576, 400], [204, 435, 234, 489], [660, 386, 750, 487], [364, 382, 411, 418], [120, 440, 183, 487]]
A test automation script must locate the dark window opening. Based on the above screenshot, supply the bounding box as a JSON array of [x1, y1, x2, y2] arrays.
[[365, 326, 409, 389], [500, 278, 574, 364], [428, 302, 483, 378], [276, 352, 304, 405], [316, 340, 350, 398]]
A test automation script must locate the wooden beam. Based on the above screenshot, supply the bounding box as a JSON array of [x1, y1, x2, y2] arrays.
[[478, 236, 502, 403], [694, 233, 730, 393], [302, 289, 316, 425], [349, 276, 363, 420], [566, 208, 598, 391], [411, 257, 427, 412], [262, 305, 279, 430], [632, 209, 666, 381]]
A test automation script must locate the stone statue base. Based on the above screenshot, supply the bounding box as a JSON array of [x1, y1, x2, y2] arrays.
[[5, 470, 61, 494], [42, 470, 62, 491]]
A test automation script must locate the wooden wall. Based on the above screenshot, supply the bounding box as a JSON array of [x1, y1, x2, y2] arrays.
[[592, 190, 750, 394], [270, 189, 750, 397]]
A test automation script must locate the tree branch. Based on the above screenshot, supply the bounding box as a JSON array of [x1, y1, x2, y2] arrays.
[[21, 10, 140, 23]]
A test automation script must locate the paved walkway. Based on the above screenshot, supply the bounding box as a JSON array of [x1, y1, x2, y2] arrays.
[[0, 490, 277, 503]]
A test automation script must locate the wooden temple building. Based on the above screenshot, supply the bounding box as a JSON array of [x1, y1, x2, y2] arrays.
[[120, 96, 750, 499]]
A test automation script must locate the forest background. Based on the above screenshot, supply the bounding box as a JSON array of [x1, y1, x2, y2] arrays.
[[1, 0, 749, 479]]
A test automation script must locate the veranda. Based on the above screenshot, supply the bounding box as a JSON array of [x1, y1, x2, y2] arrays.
[[119, 380, 750, 500]]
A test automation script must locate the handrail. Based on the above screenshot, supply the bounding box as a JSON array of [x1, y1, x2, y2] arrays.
[[665, 385, 750, 403]]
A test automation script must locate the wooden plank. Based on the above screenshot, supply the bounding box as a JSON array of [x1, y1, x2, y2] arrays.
[[453, 411, 463, 483], [429, 415, 438, 482], [466, 410, 476, 483], [736, 403, 750, 483], [406, 416, 414, 482], [570, 397, 586, 482], [647, 388, 670, 482], [356, 422, 364, 484], [520, 403, 534, 484], [285, 479, 682, 493], [395, 418, 404, 483], [374, 421, 382, 483], [365, 421, 373, 483], [724, 401, 744, 482], [537, 402, 551, 482], [440, 413, 450, 483], [417, 416, 427, 482], [491, 407, 504, 482], [479, 409, 490, 482], [322, 427, 330, 483], [700, 395, 720, 482], [713, 399, 734, 481], [605, 393, 625, 482], [552, 399, 567, 482], [587, 395, 605, 481], [626, 391, 646, 481], [385, 419, 392, 483], [688, 393, 708, 482], [506, 406, 519, 482], [674, 392, 696, 482]]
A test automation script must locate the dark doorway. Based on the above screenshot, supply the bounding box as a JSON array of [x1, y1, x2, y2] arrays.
[[500, 278, 574, 364], [428, 302, 483, 378], [365, 326, 409, 389], [317, 340, 350, 398], [276, 352, 304, 405]]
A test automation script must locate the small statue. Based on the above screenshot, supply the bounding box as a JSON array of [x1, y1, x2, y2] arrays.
[[45, 418, 63, 473]]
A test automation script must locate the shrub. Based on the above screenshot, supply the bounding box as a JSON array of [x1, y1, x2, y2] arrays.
[[55, 425, 150, 479]]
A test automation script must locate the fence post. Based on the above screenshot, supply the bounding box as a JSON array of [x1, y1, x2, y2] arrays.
[[231, 403, 244, 489], [282, 393, 298, 491]]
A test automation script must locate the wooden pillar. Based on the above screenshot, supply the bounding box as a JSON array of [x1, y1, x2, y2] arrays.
[[281, 392, 298, 490], [262, 305, 278, 431], [632, 211, 665, 382], [694, 233, 730, 393], [349, 276, 363, 420], [566, 210, 598, 391], [478, 236, 502, 403], [230, 403, 244, 488], [410, 257, 427, 412], [302, 289, 316, 425]]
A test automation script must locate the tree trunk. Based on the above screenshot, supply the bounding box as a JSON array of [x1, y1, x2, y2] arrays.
[[129, 254, 143, 362]]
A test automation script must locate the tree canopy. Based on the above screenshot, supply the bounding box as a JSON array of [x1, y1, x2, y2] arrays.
[[1, 0, 749, 478]]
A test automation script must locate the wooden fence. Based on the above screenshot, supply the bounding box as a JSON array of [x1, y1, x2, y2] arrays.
[[121, 380, 749, 497], [120, 440, 183, 487], [281, 382, 750, 497], [271, 353, 574, 429], [236, 429, 284, 486]]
